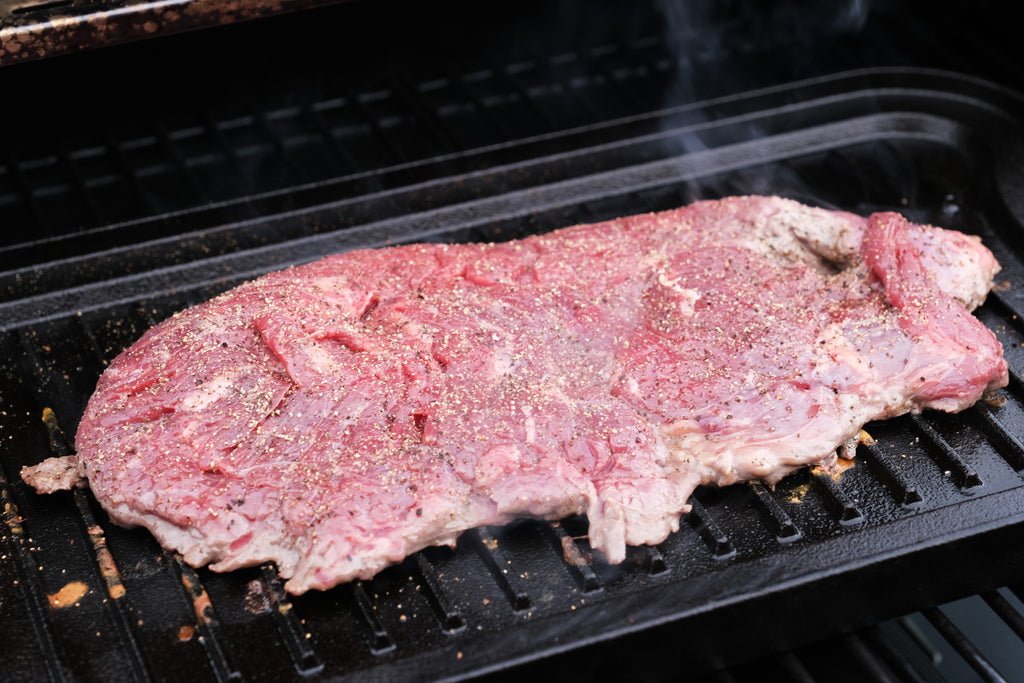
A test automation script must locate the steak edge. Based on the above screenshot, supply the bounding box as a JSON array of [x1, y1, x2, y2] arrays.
[[22, 195, 1008, 594]]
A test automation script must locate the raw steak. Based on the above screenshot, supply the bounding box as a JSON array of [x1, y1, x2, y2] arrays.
[[22, 196, 1008, 594]]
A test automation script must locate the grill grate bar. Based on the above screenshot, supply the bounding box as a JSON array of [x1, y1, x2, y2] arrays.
[[686, 498, 735, 558], [449, 71, 513, 140], [413, 552, 466, 633], [175, 561, 244, 681], [259, 564, 324, 674], [922, 606, 1009, 683], [813, 471, 864, 524], [106, 133, 160, 217], [468, 527, 532, 611], [858, 441, 923, 506], [546, 521, 602, 593], [202, 117, 257, 196], [859, 625, 931, 683], [0, 475, 65, 682], [499, 63, 559, 131], [748, 481, 801, 542], [345, 89, 407, 164], [153, 124, 212, 206], [351, 581, 396, 653], [971, 403, 1024, 471], [908, 415, 984, 488], [71, 488, 149, 683], [980, 589, 1024, 641], [776, 650, 815, 683], [4, 154, 49, 237], [843, 631, 901, 683], [302, 103, 363, 175], [57, 147, 103, 227], [897, 615, 942, 666], [252, 113, 308, 185], [392, 81, 463, 154], [18, 333, 154, 681]]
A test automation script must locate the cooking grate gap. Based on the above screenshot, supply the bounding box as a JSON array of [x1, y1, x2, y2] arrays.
[[907, 414, 984, 489], [467, 527, 532, 611], [257, 564, 324, 674], [0, 475, 66, 682], [545, 522, 602, 593], [175, 560, 245, 682], [748, 481, 802, 542], [812, 471, 864, 525], [921, 607, 1009, 683], [685, 498, 735, 558], [858, 441, 924, 507], [350, 581, 396, 654]]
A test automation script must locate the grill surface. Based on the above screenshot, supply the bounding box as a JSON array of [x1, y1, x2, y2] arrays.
[[3, 68, 1024, 681], [4, 2, 1024, 681]]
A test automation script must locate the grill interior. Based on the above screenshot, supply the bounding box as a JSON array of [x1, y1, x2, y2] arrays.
[[3, 2, 1024, 681]]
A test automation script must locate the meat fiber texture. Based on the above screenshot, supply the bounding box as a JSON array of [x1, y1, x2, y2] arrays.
[[23, 196, 1008, 595]]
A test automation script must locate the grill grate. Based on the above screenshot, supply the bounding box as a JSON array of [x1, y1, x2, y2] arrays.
[[3, 1, 1015, 271], [4, 0, 1024, 676], [3, 68, 1024, 680]]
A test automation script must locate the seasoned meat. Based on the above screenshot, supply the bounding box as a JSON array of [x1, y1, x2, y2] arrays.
[[22, 196, 1008, 594]]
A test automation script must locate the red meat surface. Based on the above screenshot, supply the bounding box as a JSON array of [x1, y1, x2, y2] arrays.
[[23, 196, 1008, 594]]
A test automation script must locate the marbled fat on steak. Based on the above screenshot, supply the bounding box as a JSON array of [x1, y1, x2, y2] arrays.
[[22, 196, 1008, 594]]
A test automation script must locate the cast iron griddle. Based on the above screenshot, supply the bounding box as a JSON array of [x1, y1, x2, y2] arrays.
[[4, 69, 1024, 681]]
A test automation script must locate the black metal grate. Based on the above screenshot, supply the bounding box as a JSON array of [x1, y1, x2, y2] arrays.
[[4, 2, 1024, 681], [0, 0, 1016, 274], [4, 67, 1024, 680]]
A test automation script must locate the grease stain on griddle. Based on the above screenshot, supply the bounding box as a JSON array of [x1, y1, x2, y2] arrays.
[[784, 482, 812, 504], [48, 580, 88, 608]]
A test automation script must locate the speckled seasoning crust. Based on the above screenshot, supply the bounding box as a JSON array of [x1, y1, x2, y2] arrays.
[[21, 196, 1009, 594]]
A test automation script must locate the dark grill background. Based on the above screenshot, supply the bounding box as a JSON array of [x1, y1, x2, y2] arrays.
[[3, 1, 1024, 681]]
